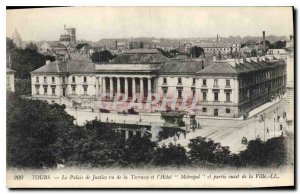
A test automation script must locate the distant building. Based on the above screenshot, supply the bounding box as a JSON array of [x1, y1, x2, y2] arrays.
[[267, 49, 286, 56], [59, 25, 76, 46], [7, 68, 15, 92], [240, 45, 264, 57], [193, 42, 241, 57], [12, 29, 22, 48]]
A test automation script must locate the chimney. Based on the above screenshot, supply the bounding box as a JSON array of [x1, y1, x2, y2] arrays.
[[263, 31, 266, 55], [213, 55, 216, 62], [115, 41, 118, 50]]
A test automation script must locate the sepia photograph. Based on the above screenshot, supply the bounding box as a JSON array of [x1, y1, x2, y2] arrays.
[[5, 6, 295, 188]]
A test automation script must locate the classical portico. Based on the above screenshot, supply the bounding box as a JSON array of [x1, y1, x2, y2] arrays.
[[100, 75, 155, 101], [95, 49, 168, 104]]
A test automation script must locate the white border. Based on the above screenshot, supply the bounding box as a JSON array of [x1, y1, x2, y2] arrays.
[[1, 1, 298, 193]]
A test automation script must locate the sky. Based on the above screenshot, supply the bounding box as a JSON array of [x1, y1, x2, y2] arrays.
[[6, 7, 294, 41]]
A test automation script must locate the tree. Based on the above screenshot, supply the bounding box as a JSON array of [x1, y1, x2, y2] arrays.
[[66, 120, 127, 167], [190, 46, 204, 58], [239, 136, 287, 167], [25, 42, 38, 51], [123, 135, 157, 166], [15, 79, 31, 96], [6, 37, 16, 52], [76, 43, 89, 50], [7, 93, 75, 168], [152, 143, 188, 166], [91, 50, 116, 63], [188, 137, 231, 165], [10, 48, 50, 79], [273, 40, 286, 49]]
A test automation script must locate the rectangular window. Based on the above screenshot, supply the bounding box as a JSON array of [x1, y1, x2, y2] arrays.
[[44, 86, 47, 94], [163, 78, 167, 84], [178, 89, 182, 98], [84, 76, 87, 83], [52, 87, 55, 95], [214, 79, 218, 86], [226, 79, 230, 87], [35, 86, 40, 95], [202, 91, 207, 101], [226, 92, 230, 102], [162, 87, 168, 95], [44, 77, 47, 83], [36, 77, 39, 83], [52, 77, 55, 83], [84, 86, 88, 95], [226, 108, 230, 113], [202, 107, 207, 112], [193, 78, 196, 85], [203, 79, 207, 86], [72, 86, 76, 94], [72, 76, 76, 83], [62, 77, 66, 83], [178, 78, 182, 84], [214, 92, 218, 101]]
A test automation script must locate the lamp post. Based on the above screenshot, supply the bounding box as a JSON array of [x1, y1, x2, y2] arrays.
[[254, 115, 257, 139], [75, 106, 78, 125], [263, 113, 266, 142]]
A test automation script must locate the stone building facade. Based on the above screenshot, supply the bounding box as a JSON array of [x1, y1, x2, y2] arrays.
[[30, 48, 286, 118]]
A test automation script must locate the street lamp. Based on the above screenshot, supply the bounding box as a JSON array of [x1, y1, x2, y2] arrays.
[[75, 106, 78, 125]]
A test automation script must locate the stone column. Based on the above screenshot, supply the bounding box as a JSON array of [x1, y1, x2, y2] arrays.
[[124, 77, 128, 100], [117, 77, 121, 95], [102, 77, 106, 97], [132, 77, 136, 99], [148, 77, 152, 100], [109, 77, 113, 99], [140, 78, 144, 100]]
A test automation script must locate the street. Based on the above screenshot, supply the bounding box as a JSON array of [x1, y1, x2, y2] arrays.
[[66, 98, 287, 154]]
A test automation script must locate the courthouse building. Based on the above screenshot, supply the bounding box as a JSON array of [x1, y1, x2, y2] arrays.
[[31, 48, 286, 118]]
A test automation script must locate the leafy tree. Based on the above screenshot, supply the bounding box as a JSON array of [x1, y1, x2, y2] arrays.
[[14, 79, 31, 96], [239, 136, 287, 167], [66, 120, 127, 167], [76, 43, 89, 50], [188, 137, 231, 165], [6, 93, 75, 168], [190, 46, 204, 58], [6, 37, 16, 52], [152, 143, 188, 166], [123, 135, 157, 166], [25, 42, 38, 51], [10, 48, 50, 79], [273, 40, 286, 49], [91, 50, 116, 63]]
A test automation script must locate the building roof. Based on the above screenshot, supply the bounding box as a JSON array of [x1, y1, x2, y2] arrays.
[[31, 59, 95, 74], [197, 61, 237, 76], [110, 48, 169, 64], [160, 59, 212, 75], [193, 42, 235, 48], [6, 67, 15, 73]]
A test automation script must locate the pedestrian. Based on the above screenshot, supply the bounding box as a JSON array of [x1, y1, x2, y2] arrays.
[[173, 136, 177, 144], [280, 124, 283, 131], [266, 128, 269, 134], [192, 126, 195, 132], [183, 131, 186, 139], [176, 132, 180, 139], [197, 122, 200, 129]]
